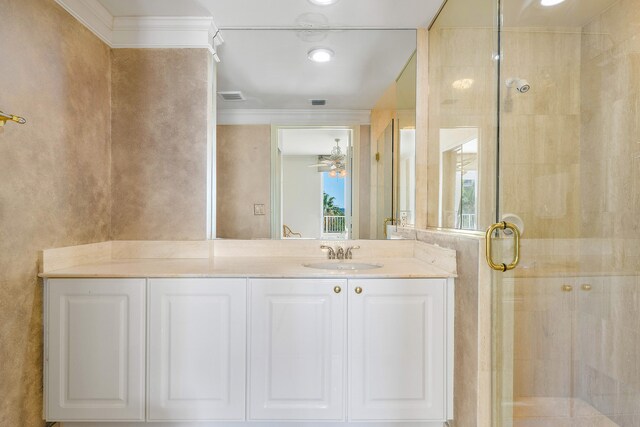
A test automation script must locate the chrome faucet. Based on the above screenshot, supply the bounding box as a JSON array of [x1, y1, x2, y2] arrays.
[[345, 246, 360, 259], [321, 245, 336, 259], [336, 247, 345, 260]]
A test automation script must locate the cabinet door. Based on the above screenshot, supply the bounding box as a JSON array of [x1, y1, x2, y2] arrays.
[[348, 278, 447, 421], [148, 278, 246, 421], [249, 279, 346, 420], [45, 278, 145, 421]]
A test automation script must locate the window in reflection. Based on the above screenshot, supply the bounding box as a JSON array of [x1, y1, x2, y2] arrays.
[[439, 128, 479, 230], [322, 172, 347, 238]]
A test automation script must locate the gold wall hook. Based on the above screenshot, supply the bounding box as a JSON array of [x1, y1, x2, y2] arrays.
[[0, 111, 27, 126]]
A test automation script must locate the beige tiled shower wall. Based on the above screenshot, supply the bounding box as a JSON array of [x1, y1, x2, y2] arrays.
[[580, 0, 640, 241], [501, 27, 582, 239], [428, 24, 583, 238], [576, 1, 640, 424], [0, 0, 112, 425]]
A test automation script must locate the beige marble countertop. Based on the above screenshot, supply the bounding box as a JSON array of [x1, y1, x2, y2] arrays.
[[39, 256, 455, 279]]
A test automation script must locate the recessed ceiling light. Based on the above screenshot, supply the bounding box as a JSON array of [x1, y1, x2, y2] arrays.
[[308, 0, 339, 5], [452, 79, 474, 90], [540, 0, 566, 6], [308, 48, 334, 63]]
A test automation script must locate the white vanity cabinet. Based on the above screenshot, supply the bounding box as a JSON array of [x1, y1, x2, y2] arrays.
[[348, 278, 450, 421], [45, 278, 146, 421], [147, 278, 247, 421], [44, 275, 453, 425], [248, 279, 347, 420], [248, 278, 453, 423]]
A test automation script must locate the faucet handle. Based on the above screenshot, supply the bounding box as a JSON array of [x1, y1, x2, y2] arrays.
[[320, 245, 336, 259], [346, 245, 360, 259]]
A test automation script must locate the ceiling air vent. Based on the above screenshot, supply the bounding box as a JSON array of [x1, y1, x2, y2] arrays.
[[218, 91, 246, 101], [311, 99, 326, 106]]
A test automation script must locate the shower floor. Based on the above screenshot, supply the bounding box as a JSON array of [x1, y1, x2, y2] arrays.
[[512, 397, 618, 427]]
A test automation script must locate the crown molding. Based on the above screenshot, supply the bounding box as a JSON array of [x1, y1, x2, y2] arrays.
[[54, 0, 223, 57], [54, 0, 113, 44], [112, 17, 220, 55], [217, 109, 372, 126]]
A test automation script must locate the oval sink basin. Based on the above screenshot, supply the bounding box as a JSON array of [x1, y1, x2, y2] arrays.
[[303, 261, 383, 271]]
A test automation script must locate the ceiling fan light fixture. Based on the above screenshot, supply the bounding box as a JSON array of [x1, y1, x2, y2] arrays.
[[308, 47, 334, 63]]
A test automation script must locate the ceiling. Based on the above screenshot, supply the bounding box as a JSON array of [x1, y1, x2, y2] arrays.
[[433, 0, 619, 28], [280, 128, 351, 156], [95, 0, 434, 112], [97, 0, 444, 28], [216, 29, 416, 110]]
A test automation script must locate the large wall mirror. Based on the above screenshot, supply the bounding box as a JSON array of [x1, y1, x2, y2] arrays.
[[216, 29, 417, 240]]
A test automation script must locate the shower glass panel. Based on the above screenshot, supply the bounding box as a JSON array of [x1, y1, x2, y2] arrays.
[[427, 0, 498, 232], [494, 0, 640, 426], [431, 0, 640, 425]]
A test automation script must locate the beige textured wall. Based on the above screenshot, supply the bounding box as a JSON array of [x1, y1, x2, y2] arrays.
[[216, 125, 271, 239], [0, 0, 112, 425], [111, 49, 211, 240]]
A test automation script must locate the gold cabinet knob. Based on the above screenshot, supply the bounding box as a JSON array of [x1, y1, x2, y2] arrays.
[[561, 284, 573, 292], [334, 286, 342, 294], [581, 284, 592, 291], [355, 287, 363, 294]]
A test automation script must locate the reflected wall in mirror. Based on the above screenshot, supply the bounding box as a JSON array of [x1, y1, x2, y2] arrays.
[[215, 29, 419, 240]]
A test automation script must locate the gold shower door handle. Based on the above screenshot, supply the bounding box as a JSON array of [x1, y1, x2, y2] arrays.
[[485, 221, 521, 272]]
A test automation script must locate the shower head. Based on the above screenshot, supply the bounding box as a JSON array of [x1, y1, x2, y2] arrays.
[[506, 78, 531, 93]]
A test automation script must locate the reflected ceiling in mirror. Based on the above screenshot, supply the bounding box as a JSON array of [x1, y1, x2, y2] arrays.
[[216, 29, 417, 110]]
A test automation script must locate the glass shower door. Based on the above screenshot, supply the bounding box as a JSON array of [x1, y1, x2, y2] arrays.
[[493, 0, 640, 426]]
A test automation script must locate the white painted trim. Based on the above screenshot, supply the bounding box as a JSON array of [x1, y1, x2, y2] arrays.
[[54, 0, 113, 45], [218, 109, 371, 126], [111, 17, 218, 52], [54, 0, 223, 56], [350, 126, 361, 239]]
